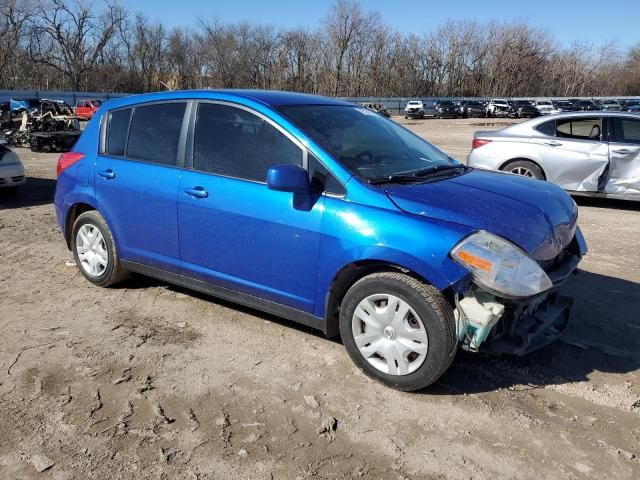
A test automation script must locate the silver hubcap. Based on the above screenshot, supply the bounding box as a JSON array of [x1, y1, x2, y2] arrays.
[[76, 224, 108, 277], [351, 294, 428, 376], [511, 166, 534, 177]]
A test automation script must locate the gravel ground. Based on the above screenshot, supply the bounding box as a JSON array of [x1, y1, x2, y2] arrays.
[[1, 117, 639, 479]]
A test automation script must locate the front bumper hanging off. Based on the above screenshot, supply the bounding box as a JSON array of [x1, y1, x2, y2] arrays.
[[455, 230, 586, 356]]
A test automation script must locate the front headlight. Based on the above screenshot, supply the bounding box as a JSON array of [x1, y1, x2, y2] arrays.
[[451, 231, 552, 298]]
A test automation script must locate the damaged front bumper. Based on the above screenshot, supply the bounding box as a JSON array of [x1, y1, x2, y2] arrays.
[[454, 229, 587, 355]]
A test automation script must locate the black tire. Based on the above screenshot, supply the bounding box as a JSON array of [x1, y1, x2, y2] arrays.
[[71, 210, 128, 287], [502, 159, 544, 180], [339, 272, 457, 391]]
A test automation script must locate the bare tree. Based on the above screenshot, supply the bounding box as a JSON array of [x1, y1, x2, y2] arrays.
[[28, 0, 124, 90]]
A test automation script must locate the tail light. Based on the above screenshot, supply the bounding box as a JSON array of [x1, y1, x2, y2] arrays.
[[57, 152, 85, 176], [472, 138, 492, 149]]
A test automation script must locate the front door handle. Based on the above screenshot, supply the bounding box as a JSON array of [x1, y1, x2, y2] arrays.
[[544, 140, 562, 147], [613, 148, 632, 154], [184, 186, 208, 199], [98, 169, 115, 179]]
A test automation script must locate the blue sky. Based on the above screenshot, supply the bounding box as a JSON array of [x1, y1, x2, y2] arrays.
[[120, 0, 639, 49]]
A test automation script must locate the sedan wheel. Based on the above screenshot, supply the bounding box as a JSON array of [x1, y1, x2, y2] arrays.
[[503, 160, 545, 180], [510, 166, 534, 177], [351, 293, 428, 375]]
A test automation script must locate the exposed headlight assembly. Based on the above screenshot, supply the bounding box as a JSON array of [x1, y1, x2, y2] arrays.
[[451, 230, 552, 298]]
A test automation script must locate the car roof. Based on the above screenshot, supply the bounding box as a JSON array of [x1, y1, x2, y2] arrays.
[[478, 111, 640, 138], [101, 89, 353, 111]]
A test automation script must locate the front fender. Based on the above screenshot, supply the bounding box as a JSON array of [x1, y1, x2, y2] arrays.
[[313, 197, 473, 319]]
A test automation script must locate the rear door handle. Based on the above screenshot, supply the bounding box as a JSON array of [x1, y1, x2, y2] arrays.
[[98, 169, 115, 179], [184, 186, 208, 199], [613, 148, 632, 154], [544, 140, 562, 146]]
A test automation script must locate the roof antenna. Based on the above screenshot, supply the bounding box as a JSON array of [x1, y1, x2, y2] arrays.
[[159, 81, 174, 91]]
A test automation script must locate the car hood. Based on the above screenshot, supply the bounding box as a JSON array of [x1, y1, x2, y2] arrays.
[[385, 169, 578, 261]]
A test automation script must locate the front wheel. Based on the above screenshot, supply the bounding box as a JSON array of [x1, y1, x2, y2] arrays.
[[339, 272, 457, 391], [72, 210, 128, 287]]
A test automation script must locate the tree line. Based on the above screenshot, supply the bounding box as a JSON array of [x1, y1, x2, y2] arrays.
[[1, 0, 639, 97]]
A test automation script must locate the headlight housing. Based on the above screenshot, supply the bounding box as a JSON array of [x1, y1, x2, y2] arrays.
[[451, 231, 552, 298]]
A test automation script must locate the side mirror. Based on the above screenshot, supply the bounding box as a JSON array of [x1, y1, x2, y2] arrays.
[[266, 164, 310, 194]]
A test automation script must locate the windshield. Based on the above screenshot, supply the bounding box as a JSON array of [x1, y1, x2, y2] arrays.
[[278, 105, 454, 181]]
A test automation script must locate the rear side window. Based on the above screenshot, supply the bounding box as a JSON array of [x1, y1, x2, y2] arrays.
[[610, 118, 640, 144], [106, 108, 132, 156], [126, 102, 186, 166], [193, 103, 302, 182], [556, 117, 602, 140]]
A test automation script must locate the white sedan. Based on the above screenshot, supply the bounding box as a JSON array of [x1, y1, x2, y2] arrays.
[[0, 144, 26, 193], [467, 112, 640, 201]]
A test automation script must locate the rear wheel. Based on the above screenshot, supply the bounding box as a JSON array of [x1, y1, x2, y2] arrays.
[[339, 272, 457, 391], [502, 160, 544, 180], [72, 210, 128, 287]]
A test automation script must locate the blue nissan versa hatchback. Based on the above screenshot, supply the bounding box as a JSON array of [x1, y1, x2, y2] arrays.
[[54, 90, 587, 391]]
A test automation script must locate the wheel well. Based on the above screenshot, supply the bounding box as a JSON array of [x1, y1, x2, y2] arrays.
[[499, 158, 546, 180], [323, 261, 436, 338], [64, 203, 95, 249]]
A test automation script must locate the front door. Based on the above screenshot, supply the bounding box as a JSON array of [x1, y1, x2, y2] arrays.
[[178, 102, 324, 313]]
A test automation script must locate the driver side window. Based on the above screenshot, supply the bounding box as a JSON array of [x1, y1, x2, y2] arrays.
[[193, 103, 303, 182]]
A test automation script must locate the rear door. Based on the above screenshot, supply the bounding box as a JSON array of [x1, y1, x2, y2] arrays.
[[606, 116, 640, 195], [177, 101, 325, 312], [534, 116, 609, 192], [95, 101, 189, 272]]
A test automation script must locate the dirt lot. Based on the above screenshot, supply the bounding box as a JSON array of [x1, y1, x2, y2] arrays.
[[1, 118, 639, 479]]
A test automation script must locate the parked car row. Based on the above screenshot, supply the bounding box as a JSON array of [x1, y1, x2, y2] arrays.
[[403, 98, 640, 119]]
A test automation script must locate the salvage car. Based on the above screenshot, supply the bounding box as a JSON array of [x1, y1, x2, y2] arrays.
[[552, 100, 580, 113], [55, 90, 586, 391], [485, 99, 512, 117], [533, 100, 555, 115], [510, 100, 539, 118], [434, 100, 459, 118], [577, 100, 597, 111], [0, 98, 81, 152], [0, 143, 25, 193], [75, 99, 103, 119], [404, 100, 424, 119], [600, 100, 621, 112], [468, 112, 640, 201], [458, 101, 485, 118]]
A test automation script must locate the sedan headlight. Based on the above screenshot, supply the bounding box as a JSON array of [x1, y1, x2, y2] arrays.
[[451, 231, 552, 298]]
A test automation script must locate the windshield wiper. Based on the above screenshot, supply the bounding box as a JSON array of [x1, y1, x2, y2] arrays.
[[368, 164, 467, 185]]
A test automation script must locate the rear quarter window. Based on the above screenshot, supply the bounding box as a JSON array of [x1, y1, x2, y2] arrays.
[[106, 108, 132, 156], [536, 120, 556, 136]]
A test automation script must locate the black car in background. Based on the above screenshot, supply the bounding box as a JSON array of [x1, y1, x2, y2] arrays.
[[552, 100, 580, 112], [621, 99, 640, 111], [435, 100, 459, 118], [510, 100, 538, 118], [459, 100, 485, 118], [577, 100, 597, 111]]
